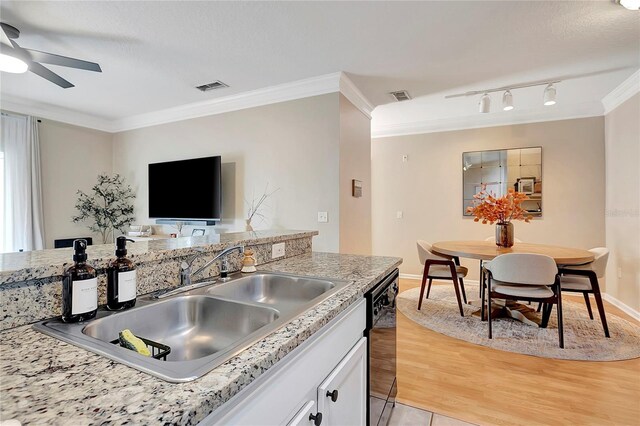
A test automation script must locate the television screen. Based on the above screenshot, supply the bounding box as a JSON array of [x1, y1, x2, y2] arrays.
[[148, 156, 222, 220]]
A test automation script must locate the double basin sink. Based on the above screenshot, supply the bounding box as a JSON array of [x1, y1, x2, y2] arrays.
[[34, 272, 348, 382]]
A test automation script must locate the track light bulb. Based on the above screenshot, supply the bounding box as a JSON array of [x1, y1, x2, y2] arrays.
[[619, 0, 640, 10], [502, 90, 514, 111], [479, 93, 491, 113], [543, 84, 556, 106]]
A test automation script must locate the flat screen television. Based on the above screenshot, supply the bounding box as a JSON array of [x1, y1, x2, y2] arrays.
[[148, 156, 222, 221]]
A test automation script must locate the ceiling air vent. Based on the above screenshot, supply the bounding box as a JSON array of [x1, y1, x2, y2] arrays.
[[390, 90, 411, 102], [195, 80, 229, 92]]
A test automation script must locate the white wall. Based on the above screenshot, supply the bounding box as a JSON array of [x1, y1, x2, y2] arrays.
[[604, 93, 640, 313], [112, 93, 341, 252], [339, 94, 372, 255], [372, 117, 606, 279], [39, 119, 113, 248]]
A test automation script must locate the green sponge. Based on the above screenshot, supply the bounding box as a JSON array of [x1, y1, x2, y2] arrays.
[[118, 329, 151, 357]]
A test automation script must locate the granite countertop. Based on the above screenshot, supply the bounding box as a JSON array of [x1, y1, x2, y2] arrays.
[[0, 230, 317, 284], [0, 252, 402, 425]]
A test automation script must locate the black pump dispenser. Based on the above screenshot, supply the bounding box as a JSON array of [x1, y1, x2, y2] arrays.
[[72, 239, 88, 262], [115, 236, 133, 257]]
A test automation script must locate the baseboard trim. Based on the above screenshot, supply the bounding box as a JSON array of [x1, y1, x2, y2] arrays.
[[399, 273, 422, 280], [603, 293, 640, 322], [399, 273, 481, 286]]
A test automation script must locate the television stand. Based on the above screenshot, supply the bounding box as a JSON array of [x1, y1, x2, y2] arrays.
[[155, 219, 217, 226]]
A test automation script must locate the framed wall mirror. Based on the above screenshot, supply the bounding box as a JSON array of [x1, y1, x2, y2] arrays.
[[463, 147, 542, 216]]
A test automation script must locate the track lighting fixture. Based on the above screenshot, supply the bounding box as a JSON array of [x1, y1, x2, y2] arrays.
[[502, 90, 514, 111], [543, 84, 556, 106], [446, 79, 561, 113], [478, 93, 491, 113]]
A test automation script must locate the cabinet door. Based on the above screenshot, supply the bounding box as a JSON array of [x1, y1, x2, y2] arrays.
[[317, 337, 367, 426], [287, 400, 316, 426]]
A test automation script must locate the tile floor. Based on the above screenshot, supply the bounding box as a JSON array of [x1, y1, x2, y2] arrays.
[[389, 403, 476, 426]]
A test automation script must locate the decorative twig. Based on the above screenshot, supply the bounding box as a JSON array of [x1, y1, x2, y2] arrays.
[[246, 184, 279, 223]]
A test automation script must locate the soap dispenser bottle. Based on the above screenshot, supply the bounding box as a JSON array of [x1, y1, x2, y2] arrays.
[[107, 236, 137, 311], [62, 239, 98, 323]]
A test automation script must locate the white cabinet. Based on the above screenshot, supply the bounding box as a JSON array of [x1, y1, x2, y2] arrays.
[[203, 300, 366, 426], [317, 338, 367, 426], [287, 401, 317, 426]]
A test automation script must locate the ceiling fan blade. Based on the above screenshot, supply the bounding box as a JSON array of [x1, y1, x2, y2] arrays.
[[0, 24, 12, 47], [29, 61, 74, 88], [24, 48, 102, 72]]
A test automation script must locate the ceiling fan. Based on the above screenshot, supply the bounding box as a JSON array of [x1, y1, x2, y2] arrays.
[[0, 22, 101, 88]]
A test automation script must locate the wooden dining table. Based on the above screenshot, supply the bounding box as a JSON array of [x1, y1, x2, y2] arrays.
[[431, 240, 595, 325], [431, 240, 594, 265]]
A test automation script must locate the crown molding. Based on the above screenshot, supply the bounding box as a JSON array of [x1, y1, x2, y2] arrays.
[[1, 72, 374, 133], [112, 72, 345, 132], [601, 69, 640, 115], [339, 73, 374, 119], [0, 96, 115, 132], [371, 101, 604, 138]]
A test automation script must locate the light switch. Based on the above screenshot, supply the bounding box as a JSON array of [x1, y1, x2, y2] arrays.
[[318, 212, 328, 223], [396, 211, 403, 219], [402, 155, 408, 162]]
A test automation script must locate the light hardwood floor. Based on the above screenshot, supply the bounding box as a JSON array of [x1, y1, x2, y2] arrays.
[[397, 278, 640, 426]]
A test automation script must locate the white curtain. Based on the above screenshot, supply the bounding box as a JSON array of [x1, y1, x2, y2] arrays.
[[1, 113, 45, 252]]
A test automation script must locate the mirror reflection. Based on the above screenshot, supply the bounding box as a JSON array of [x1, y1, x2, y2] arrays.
[[463, 147, 542, 216]]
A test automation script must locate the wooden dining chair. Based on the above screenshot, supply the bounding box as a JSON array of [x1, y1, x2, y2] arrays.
[[416, 240, 469, 316], [483, 253, 564, 348], [559, 248, 610, 338]]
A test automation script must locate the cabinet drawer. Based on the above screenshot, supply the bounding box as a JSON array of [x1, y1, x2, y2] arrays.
[[287, 401, 316, 426]]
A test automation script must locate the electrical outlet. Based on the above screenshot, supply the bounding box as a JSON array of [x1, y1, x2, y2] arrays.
[[318, 212, 328, 223], [402, 154, 408, 162], [272, 242, 285, 259], [396, 210, 403, 219]]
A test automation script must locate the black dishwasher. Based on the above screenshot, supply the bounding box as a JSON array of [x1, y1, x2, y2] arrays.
[[365, 268, 399, 426]]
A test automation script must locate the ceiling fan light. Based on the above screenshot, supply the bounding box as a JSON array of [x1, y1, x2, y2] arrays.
[[502, 90, 514, 111], [543, 84, 556, 106], [479, 93, 491, 113], [0, 52, 28, 73], [619, 0, 640, 10]]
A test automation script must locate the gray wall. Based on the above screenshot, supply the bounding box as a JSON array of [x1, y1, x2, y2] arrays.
[[112, 93, 341, 252], [39, 120, 113, 247], [339, 94, 372, 255], [604, 93, 640, 312], [372, 117, 606, 280]]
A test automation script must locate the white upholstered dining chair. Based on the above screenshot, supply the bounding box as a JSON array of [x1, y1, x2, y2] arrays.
[[477, 236, 524, 297], [559, 247, 610, 338], [416, 240, 469, 316], [483, 253, 564, 348]]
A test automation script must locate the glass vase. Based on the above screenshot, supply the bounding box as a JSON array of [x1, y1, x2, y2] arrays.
[[495, 222, 514, 248]]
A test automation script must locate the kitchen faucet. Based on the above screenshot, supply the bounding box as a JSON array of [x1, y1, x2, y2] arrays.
[[180, 245, 245, 286]]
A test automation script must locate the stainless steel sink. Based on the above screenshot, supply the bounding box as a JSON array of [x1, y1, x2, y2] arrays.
[[207, 274, 336, 310], [34, 272, 349, 382], [83, 296, 279, 362]]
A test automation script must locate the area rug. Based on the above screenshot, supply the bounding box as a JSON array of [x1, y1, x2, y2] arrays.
[[397, 285, 640, 361]]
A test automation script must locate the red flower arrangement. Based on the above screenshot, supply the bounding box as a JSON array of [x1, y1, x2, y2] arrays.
[[467, 187, 533, 225]]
